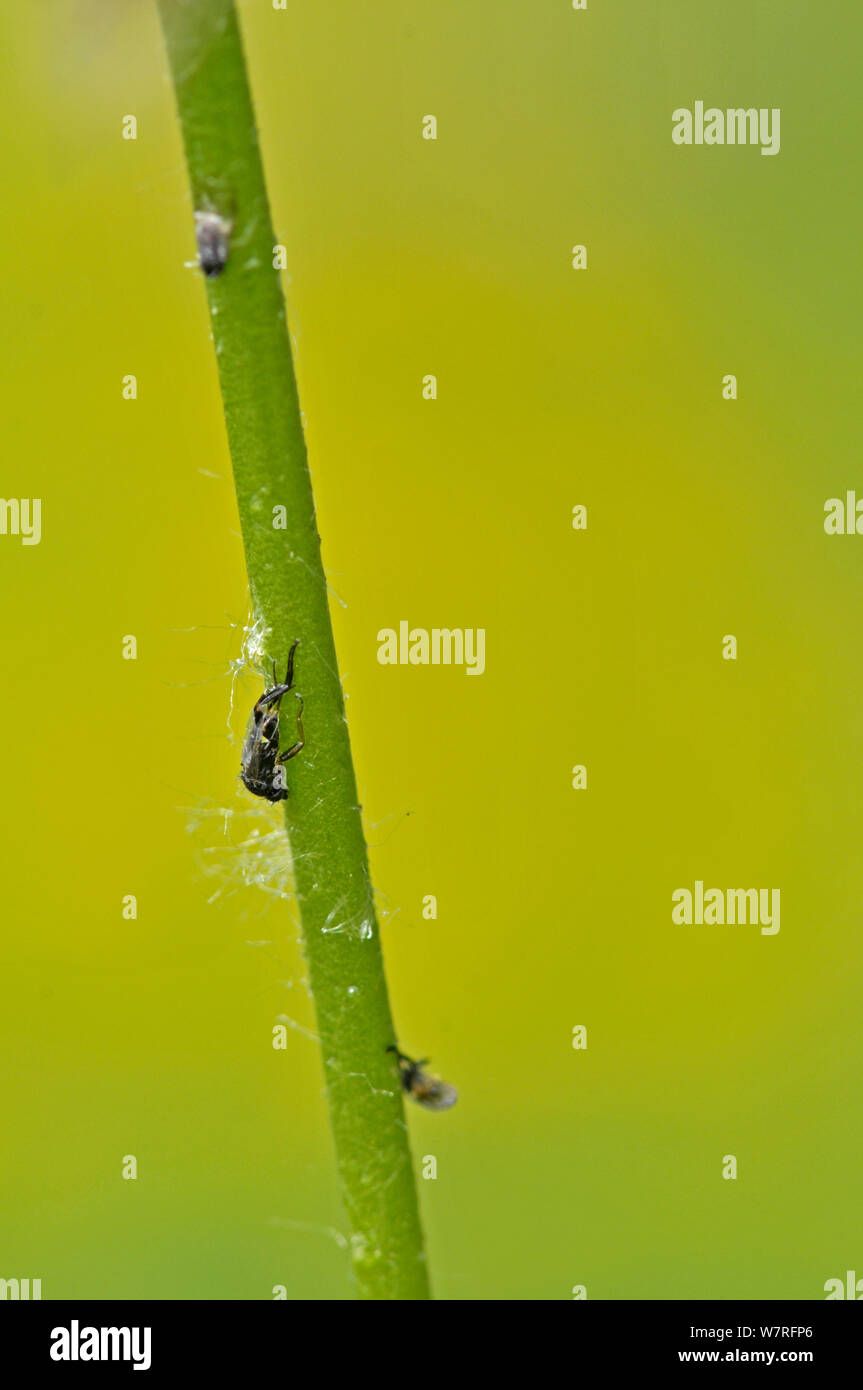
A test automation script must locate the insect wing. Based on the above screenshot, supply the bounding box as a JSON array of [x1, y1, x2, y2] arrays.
[[411, 1073, 458, 1111], [242, 710, 278, 777]]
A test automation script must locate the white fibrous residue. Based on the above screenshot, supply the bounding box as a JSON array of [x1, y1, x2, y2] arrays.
[[177, 611, 406, 1069], [319, 896, 375, 942], [274, 1012, 319, 1044], [174, 613, 323, 1049], [184, 805, 295, 913], [268, 1218, 348, 1252], [227, 610, 271, 729]]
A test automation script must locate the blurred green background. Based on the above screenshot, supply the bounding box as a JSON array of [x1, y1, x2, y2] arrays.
[[1, 0, 861, 1299]]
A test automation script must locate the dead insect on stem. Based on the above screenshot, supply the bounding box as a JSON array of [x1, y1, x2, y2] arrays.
[[240, 639, 304, 803], [387, 1047, 458, 1111], [194, 210, 232, 277]]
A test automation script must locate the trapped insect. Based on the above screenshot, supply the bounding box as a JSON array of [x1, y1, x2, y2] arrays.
[[387, 1047, 458, 1112], [240, 639, 305, 802], [194, 210, 232, 278]]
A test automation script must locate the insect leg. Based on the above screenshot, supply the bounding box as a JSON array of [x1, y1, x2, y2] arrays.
[[277, 693, 305, 763], [258, 640, 300, 714], [283, 637, 300, 692], [249, 660, 283, 719], [386, 1047, 429, 1070]]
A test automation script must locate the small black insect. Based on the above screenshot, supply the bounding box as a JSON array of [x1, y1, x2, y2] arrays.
[[240, 639, 305, 802], [194, 210, 232, 278], [387, 1046, 458, 1112]]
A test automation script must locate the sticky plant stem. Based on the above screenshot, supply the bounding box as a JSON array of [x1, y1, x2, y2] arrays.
[[157, 0, 430, 1301]]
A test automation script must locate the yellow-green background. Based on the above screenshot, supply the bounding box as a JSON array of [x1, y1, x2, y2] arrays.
[[1, 0, 860, 1299]]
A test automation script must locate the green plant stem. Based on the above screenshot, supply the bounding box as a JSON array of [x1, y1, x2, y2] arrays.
[[157, 0, 429, 1301]]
